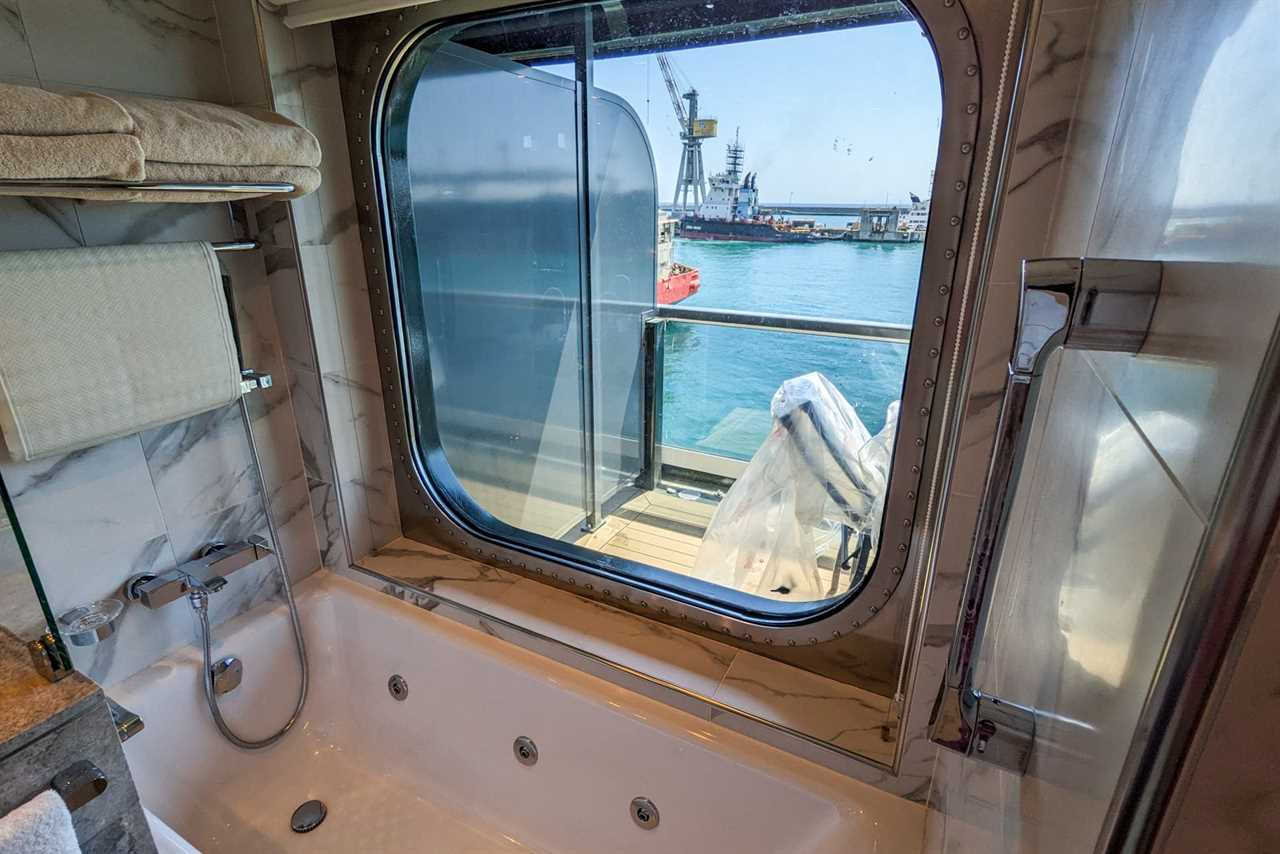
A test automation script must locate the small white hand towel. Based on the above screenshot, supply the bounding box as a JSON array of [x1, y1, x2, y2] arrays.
[[0, 791, 81, 854], [0, 242, 243, 462]]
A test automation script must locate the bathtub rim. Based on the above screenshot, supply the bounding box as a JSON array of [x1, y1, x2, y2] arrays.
[[117, 570, 926, 854], [338, 560, 910, 792]]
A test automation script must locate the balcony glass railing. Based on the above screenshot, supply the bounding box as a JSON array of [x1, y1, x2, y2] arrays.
[[640, 306, 911, 490]]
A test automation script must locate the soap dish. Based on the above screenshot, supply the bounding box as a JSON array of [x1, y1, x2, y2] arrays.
[[57, 599, 124, 646]]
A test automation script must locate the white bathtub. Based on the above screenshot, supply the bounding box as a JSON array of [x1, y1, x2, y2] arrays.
[[112, 572, 923, 853]]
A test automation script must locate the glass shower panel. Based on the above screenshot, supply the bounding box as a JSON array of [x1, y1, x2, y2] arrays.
[[587, 82, 657, 514], [0, 475, 56, 642], [403, 42, 588, 539]]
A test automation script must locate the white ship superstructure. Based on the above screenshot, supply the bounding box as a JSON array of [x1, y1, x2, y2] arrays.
[[902, 192, 929, 236]]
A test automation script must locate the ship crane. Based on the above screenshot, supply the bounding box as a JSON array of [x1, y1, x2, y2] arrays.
[[657, 53, 717, 215]]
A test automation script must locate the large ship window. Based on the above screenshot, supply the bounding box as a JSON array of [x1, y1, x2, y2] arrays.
[[380, 0, 941, 621]]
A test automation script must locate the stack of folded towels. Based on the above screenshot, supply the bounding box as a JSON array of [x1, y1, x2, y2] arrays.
[[0, 81, 320, 201]]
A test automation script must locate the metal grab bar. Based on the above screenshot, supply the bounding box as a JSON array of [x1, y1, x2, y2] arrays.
[[928, 257, 1162, 774], [0, 179, 295, 195], [650, 304, 912, 342]]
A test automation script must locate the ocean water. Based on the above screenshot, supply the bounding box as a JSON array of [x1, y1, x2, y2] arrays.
[[662, 233, 922, 460]]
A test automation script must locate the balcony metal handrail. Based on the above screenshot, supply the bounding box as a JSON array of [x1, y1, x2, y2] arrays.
[[640, 305, 910, 493], [648, 305, 912, 343]]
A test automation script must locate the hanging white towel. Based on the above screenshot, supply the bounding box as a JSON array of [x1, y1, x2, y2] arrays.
[[0, 791, 81, 854], [0, 242, 243, 462]]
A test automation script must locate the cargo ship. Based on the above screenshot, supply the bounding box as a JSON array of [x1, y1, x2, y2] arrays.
[[657, 215, 700, 304], [677, 135, 810, 244]]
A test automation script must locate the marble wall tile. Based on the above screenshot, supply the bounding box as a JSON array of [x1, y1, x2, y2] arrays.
[[307, 477, 345, 569], [949, 280, 1019, 499], [0, 197, 84, 250], [263, 473, 321, 584], [68, 535, 187, 684], [359, 537, 519, 612], [297, 245, 346, 376], [0, 1, 36, 80], [256, 2, 301, 110], [1, 436, 169, 613], [20, 0, 230, 101], [210, 0, 270, 108], [986, 8, 1093, 285], [292, 23, 359, 249], [321, 370, 372, 559], [245, 383, 308, 496], [290, 366, 335, 484], [167, 490, 267, 563], [712, 651, 896, 764], [347, 357, 399, 549], [484, 576, 740, 700], [254, 14, 401, 561], [141, 403, 258, 523], [326, 228, 377, 368], [266, 262, 319, 376]]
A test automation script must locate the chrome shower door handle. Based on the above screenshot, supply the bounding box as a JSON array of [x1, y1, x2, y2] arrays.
[[928, 257, 1162, 774]]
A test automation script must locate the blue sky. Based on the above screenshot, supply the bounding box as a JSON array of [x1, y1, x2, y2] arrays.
[[592, 21, 941, 206]]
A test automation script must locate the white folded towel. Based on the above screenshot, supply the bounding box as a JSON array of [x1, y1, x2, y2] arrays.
[[0, 242, 243, 462], [0, 791, 81, 854]]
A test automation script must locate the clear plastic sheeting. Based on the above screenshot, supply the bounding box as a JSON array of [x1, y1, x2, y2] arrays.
[[694, 373, 899, 602]]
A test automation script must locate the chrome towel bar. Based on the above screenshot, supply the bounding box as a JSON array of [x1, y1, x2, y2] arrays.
[[211, 240, 261, 253], [0, 179, 294, 195], [928, 257, 1162, 774], [51, 760, 108, 813]]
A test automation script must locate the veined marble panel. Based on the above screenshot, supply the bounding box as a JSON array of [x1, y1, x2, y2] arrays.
[[211, 0, 270, 109], [0, 197, 84, 250], [1, 436, 169, 613], [141, 404, 258, 523], [21, 0, 230, 101], [359, 537, 520, 611], [0, 1, 35, 81], [712, 651, 896, 764], [307, 477, 345, 569]]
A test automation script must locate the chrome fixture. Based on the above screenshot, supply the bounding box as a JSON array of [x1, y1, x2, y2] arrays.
[[513, 736, 539, 767], [125, 538, 270, 610], [107, 698, 145, 743], [27, 633, 74, 683], [56, 598, 124, 646], [387, 674, 409, 701], [51, 760, 108, 813], [211, 240, 264, 253], [189, 394, 309, 751], [212, 656, 244, 695], [240, 370, 273, 395], [928, 257, 1162, 774], [290, 800, 327, 834], [630, 797, 660, 830]]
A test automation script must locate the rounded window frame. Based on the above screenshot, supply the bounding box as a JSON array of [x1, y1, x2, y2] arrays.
[[341, 0, 984, 647]]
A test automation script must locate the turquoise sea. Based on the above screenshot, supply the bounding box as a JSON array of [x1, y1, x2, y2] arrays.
[[662, 231, 922, 460]]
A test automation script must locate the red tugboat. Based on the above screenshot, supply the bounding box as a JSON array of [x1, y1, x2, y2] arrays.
[[656, 215, 700, 304]]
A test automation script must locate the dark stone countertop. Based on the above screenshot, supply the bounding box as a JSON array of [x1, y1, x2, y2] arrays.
[[0, 627, 98, 757]]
